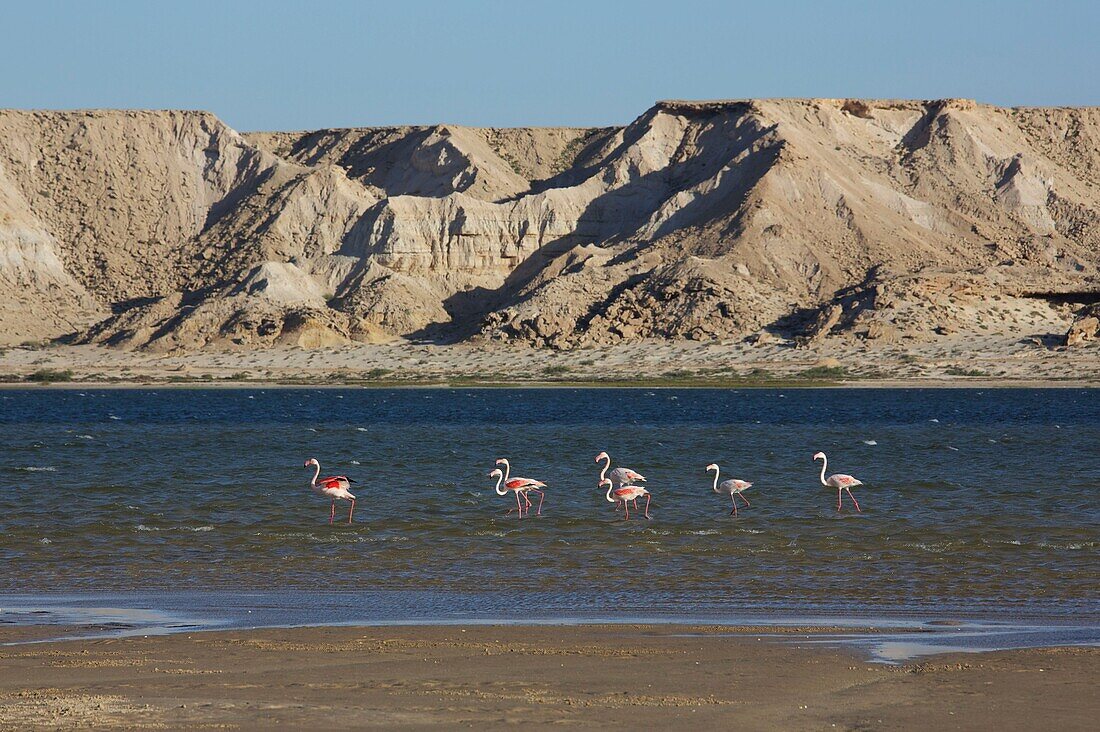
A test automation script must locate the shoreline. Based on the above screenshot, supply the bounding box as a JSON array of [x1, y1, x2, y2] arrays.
[[3, 593, 1095, 662], [3, 377, 1099, 389], [2, 340, 1099, 390], [0, 623, 1095, 729]]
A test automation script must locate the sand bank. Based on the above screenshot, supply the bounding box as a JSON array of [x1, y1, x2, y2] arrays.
[[0, 624, 1095, 729], [1, 339, 1098, 388]]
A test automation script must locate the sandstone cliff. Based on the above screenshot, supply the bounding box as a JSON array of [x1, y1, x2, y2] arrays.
[[1, 100, 1097, 349]]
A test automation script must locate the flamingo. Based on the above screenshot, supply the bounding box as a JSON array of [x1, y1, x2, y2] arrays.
[[489, 468, 541, 518], [813, 452, 863, 512], [706, 463, 752, 516], [304, 458, 356, 524], [497, 457, 547, 512], [595, 451, 646, 487], [601, 478, 651, 520], [595, 451, 646, 511]]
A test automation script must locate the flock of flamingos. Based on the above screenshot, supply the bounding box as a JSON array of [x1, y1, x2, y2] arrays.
[[306, 451, 864, 524]]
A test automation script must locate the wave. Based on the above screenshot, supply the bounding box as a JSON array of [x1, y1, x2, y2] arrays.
[[18, 466, 56, 472], [901, 542, 956, 553], [983, 538, 1095, 551], [1038, 541, 1095, 550]]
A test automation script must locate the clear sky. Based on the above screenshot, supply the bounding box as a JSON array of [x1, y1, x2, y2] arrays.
[[3, 0, 1097, 131]]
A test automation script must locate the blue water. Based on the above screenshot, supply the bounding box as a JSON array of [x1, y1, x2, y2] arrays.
[[1, 387, 1097, 646]]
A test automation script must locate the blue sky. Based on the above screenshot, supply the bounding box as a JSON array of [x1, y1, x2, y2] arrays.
[[2, 1, 1097, 130]]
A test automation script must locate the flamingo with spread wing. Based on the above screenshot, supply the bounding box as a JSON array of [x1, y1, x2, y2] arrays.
[[305, 458, 357, 524]]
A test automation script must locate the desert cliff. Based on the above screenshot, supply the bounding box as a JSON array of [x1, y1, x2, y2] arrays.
[[1, 99, 1098, 355]]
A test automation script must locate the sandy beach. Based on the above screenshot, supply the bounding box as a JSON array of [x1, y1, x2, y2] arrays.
[[0, 624, 1095, 730]]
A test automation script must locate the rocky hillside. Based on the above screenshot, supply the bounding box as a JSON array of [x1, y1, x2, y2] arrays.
[[1, 100, 1098, 350]]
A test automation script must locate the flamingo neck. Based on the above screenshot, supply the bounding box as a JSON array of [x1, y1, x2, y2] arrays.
[[818, 456, 828, 486], [311, 462, 321, 486], [494, 472, 506, 495], [710, 467, 720, 492], [500, 460, 510, 483], [605, 483, 615, 503], [598, 455, 610, 483]]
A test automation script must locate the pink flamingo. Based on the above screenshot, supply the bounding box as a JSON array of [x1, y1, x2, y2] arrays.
[[493, 458, 547, 516], [595, 451, 646, 510], [489, 468, 539, 518], [706, 463, 752, 516], [304, 458, 356, 524], [595, 451, 646, 487], [601, 478, 651, 520], [813, 452, 863, 512]]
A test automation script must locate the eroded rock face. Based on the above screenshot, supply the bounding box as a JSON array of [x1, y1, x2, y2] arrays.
[[1066, 317, 1099, 346], [0, 158, 103, 343], [1, 99, 1099, 350], [1065, 306, 1100, 346]]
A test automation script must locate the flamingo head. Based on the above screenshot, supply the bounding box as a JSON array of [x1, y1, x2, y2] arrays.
[[705, 463, 718, 472], [594, 451, 608, 463], [598, 478, 612, 489], [813, 451, 826, 461], [495, 458, 508, 466], [489, 468, 503, 479], [304, 458, 318, 467]]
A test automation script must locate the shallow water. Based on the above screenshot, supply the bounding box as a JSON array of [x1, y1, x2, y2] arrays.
[[1, 388, 1097, 640]]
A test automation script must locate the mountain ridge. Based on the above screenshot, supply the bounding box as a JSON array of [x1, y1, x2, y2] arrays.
[[1, 99, 1098, 350]]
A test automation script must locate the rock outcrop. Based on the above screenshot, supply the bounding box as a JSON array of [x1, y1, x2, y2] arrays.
[[1065, 304, 1100, 346], [0, 100, 1098, 349]]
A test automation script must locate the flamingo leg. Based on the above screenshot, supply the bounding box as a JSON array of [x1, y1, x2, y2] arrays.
[[532, 489, 544, 516], [623, 499, 630, 520], [643, 494, 651, 520], [837, 490, 843, 512], [515, 490, 524, 518], [633, 498, 638, 510], [330, 499, 335, 524], [741, 494, 751, 507], [348, 499, 355, 524], [730, 495, 738, 516], [846, 488, 862, 513]]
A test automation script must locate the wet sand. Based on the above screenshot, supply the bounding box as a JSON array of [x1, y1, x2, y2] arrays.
[[0, 625, 1095, 730]]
